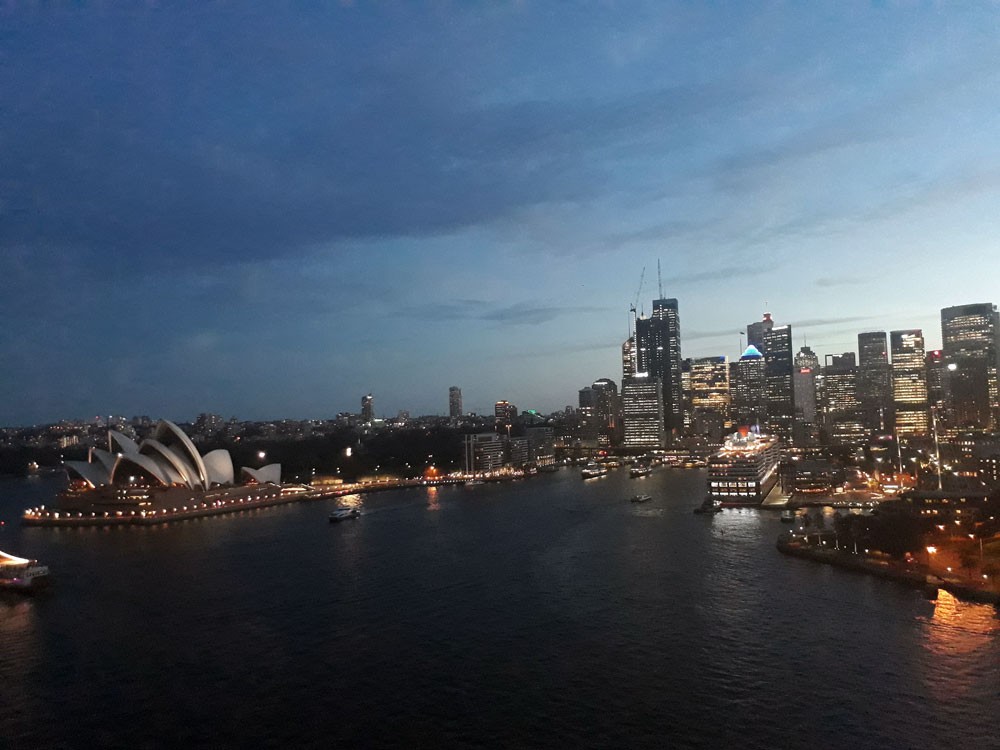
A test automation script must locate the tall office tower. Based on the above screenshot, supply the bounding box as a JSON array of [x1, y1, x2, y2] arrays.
[[681, 359, 693, 431], [793, 365, 818, 446], [449, 386, 463, 419], [621, 375, 665, 448], [925, 350, 951, 430], [732, 345, 767, 430], [762, 324, 794, 443], [689, 356, 730, 439], [361, 393, 374, 423], [941, 303, 1000, 430], [592, 378, 621, 446], [858, 331, 892, 434], [793, 345, 819, 445], [622, 337, 636, 380], [577, 385, 598, 442], [891, 330, 929, 436], [494, 400, 518, 429], [747, 312, 774, 353], [634, 298, 682, 437], [823, 353, 865, 446]]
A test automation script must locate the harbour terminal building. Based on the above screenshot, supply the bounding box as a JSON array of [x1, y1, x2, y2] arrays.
[[49, 420, 282, 517]]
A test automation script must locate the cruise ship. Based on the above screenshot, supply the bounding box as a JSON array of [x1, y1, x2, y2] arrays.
[[706, 429, 780, 506], [581, 462, 608, 479]]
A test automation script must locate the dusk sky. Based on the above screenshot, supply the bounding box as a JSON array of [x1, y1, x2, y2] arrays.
[[3, 3, 1000, 426]]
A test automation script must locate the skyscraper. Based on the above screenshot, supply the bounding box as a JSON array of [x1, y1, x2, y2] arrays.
[[634, 298, 682, 437], [688, 356, 729, 439], [823, 353, 865, 446], [622, 337, 636, 380], [361, 393, 374, 423], [449, 386, 463, 419], [925, 350, 951, 428], [941, 303, 1000, 430], [762, 324, 794, 443], [891, 330, 929, 436], [793, 345, 819, 445], [494, 400, 517, 429], [858, 331, 892, 434], [732, 345, 766, 430], [621, 375, 665, 448], [592, 378, 621, 446]]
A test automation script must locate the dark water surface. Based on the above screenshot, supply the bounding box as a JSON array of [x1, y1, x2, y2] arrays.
[[2, 470, 999, 749]]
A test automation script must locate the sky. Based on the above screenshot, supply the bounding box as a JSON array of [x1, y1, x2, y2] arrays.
[[3, 2, 1000, 426]]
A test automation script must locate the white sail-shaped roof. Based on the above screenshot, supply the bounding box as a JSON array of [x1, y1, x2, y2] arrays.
[[109, 430, 140, 455], [241, 464, 281, 485], [202, 449, 235, 486], [111, 452, 172, 486], [153, 421, 208, 489], [141, 438, 199, 488], [65, 460, 110, 488]]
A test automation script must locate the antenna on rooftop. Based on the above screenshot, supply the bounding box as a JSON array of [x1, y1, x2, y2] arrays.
[[657, 259, 663, 299]]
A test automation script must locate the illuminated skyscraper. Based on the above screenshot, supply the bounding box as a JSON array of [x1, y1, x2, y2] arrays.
[[793, 346, 819, 445], [622, 375, 665, 448], [732, 345, 766, 430], [622, 337, 636, 380], [891, 330, 929, 436], [823, 353, 865, 446], [762, 324, 794, 443], [635, 298, 682, 437], [361, 393, 374, 423], [941, 303, 1000, 430], [858, 331, 892, 433], [689, 356, 729, 439], [494, 400, 517, 429]]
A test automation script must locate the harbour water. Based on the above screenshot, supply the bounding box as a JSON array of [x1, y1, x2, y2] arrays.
[[2, 469, 998, 749]]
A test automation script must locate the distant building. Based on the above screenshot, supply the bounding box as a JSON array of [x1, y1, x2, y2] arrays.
[[793, 346, 819, 446], [621, 375, 665, 448], [688, 356, 730, 439], [464, 433, 505, 474], [634, 297, 682, 438], [732, 345, 766, 430], [592, 378, 621, 446], [762, 323, 794, 444], [361, 394, 374, 423], [941, 303, 1000, 430], [823, 353, 865, 446], [449, 386, 463, 419], [747, 312, 774, 353], [858, 331, 892, 434], [494, 400, 518, 429], [926, 350, 951, 430], [622, 337, 636, 380], [891, 330, 929, 436]]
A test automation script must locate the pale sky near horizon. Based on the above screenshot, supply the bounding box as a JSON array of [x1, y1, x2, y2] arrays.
[[3, 2, 1000, 425]]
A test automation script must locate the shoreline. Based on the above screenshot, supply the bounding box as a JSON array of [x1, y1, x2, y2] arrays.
[[20, 476, 472, 528], [776, 535, 1000, 605]]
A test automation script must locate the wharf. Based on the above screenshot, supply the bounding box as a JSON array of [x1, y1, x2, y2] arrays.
[[22, 476, 468, 528], [776, 535, 1000, 605]]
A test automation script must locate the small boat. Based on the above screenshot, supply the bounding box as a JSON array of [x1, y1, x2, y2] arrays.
[[630, 494, 653, 504], [780, 509, 796, 523], [465, 479, 485, 486], [329, 507, 361, 522], [630, 465, 652, 478], [0, 550, 51, 592]]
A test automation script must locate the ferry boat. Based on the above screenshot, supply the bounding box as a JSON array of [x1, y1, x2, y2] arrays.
[[629, 464, 652, 478], [629, 494, 653, 504], [706, 428, 780, 507], [0, 550, 51, 592], [581, 462, 608, 479], [329, 507, 361, 522]]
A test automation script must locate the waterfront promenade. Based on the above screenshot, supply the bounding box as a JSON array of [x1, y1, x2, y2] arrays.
[[20, 475, 473, 527], [776, 532, 1000, 605]]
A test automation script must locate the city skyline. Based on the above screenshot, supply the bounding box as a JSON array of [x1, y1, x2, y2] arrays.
[[3, 4, 1000, 425]]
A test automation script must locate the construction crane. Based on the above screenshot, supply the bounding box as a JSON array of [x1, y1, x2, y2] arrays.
[[628, 266, 645, 337]]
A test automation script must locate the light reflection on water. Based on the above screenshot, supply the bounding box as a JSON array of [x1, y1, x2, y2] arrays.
[[1, 471, 998, 749]]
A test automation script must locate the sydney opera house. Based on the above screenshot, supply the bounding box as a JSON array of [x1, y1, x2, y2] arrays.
[[51, 420, 283, 516]]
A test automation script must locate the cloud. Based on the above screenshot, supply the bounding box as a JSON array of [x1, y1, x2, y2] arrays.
[[406, 301, 609, 326], [789, 315, 874, 329], [815, 276, 868, 288]]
